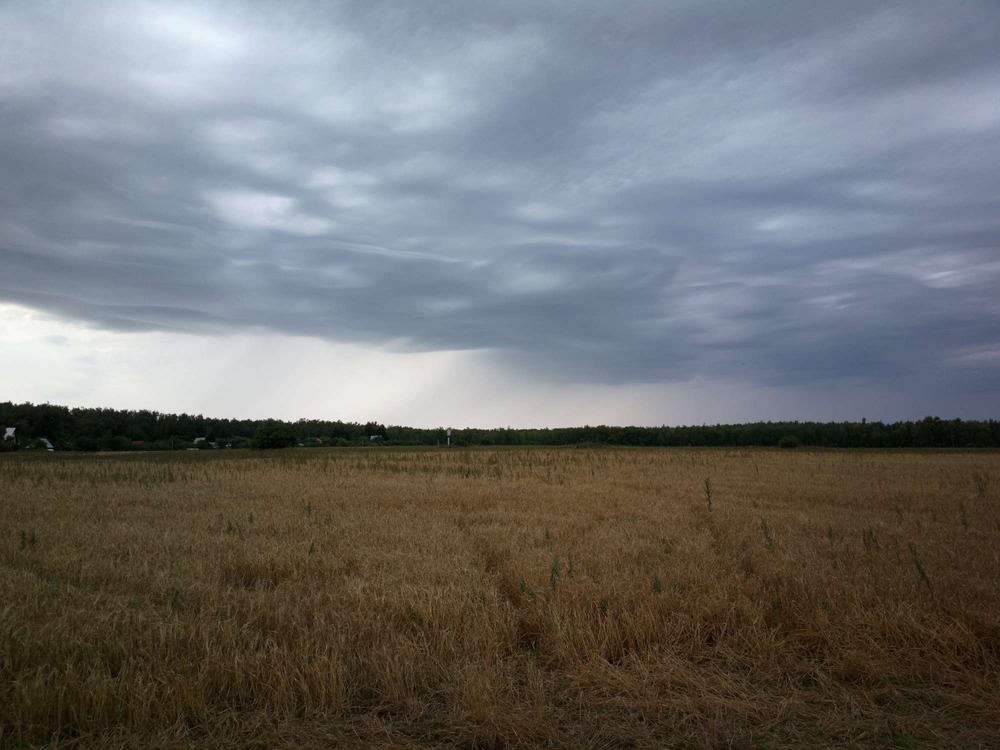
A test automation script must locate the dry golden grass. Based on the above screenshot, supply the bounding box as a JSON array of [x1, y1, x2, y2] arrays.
[[1, 447, 998, 748]]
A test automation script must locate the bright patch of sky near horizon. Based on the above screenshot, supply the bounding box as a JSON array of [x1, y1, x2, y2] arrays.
[[1, 303, 985, 427], [1, 1, 998, 426]]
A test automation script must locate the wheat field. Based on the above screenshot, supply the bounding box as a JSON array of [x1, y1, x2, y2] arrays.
[[1, 447, 998, 748]]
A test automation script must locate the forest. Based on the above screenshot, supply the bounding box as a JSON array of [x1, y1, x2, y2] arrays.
[[1, 401, 998, 451]]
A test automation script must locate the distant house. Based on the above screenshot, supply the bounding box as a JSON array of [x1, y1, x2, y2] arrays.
[[39, 437, 54, 452], [369, 435, 382, 442], [3, 427, 15, 442], [193, 437, 206, 444]]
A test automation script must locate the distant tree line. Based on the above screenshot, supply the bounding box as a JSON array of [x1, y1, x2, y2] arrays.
[[1, 402, 997, 452]]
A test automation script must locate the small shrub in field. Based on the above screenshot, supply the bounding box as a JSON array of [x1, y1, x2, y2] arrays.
[[19, 529, 37, 550], [778, 435, 800, 449], [908, 542, 934, 595], [761, 517, 775, 552]]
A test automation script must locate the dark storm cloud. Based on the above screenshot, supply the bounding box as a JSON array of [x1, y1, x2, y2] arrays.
[[1, 0, 999, 394]]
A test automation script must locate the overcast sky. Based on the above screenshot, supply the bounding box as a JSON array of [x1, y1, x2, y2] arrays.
[[1, 1, 998, 427]]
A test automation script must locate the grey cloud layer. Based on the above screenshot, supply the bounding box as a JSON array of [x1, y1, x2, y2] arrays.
[[1, 0, 999, 392]]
